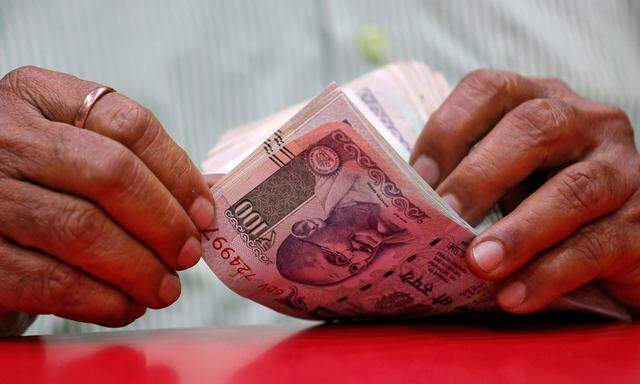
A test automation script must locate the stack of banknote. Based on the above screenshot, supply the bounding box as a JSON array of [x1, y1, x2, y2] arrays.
[[202, 62, 630, 321]]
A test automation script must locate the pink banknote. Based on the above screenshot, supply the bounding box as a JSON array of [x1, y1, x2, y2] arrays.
[[202, 87, 490, 319]]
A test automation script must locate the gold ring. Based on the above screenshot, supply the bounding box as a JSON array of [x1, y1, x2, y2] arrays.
[[73, 86, 115, 128]]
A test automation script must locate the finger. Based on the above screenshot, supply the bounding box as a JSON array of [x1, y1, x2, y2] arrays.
[[495, 222, 618, 313], [1, 116, 201, 270], [1, 65, 214, 231], [466, 157, 637, 280], [0, 178, 180, 308], [436, 98, 592, 223], [596, 191, 640, 311], [0, 237, 146, 327], [410, 69, 543, 186], [84, 95, 214, 231], [204, 173, 225, 187]]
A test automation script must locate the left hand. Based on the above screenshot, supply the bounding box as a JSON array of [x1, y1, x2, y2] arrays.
[[0, 66, 216, 333], [410, 69, 640, 314]]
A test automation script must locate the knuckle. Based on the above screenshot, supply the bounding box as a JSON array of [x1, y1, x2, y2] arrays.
[[571, 227, 607, 275], [573, 100, 633, 144], [555, 161, 612, 213], [618, 190, 640, 224], [0, 66, 42, 94], [616, 121, 635, 143], [607, 105, 630, 124], [40, 263, 82, 312], [103, 145, 136, 176], [459, 147, 504, 189], [97, 145, 141, 193], [507, 98, 574, 146], [106, 98, 159, 148], [58, 200, 110, 252], [594, 103, 628, 123], [461, 69, 519, 98], [602, 105, 634, 139]]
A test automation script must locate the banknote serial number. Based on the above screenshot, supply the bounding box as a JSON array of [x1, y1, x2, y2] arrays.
[[203, 228, 256, 281]]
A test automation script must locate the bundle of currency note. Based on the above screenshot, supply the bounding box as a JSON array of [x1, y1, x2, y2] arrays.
[[202, 62, 630, 320]]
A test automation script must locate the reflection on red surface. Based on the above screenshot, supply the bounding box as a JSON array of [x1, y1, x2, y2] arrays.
[[1, 315, 639, 383]]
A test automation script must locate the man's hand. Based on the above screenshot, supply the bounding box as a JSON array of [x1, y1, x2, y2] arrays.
[[410, 69, 640, 314], [0, 66, 214, 332]]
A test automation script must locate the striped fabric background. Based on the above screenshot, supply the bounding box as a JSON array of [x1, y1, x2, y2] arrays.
[[0, 0, 638, 334]]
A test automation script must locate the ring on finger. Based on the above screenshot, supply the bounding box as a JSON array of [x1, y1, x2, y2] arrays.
[[73, 86, 115, 129]]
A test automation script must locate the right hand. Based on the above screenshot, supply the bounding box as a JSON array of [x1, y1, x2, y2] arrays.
[[410, 69, 640, 314], [0, 66, 214, 334]]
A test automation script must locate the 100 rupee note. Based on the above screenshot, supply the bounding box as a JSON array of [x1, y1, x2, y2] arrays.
[[202, 86, 487, 319]]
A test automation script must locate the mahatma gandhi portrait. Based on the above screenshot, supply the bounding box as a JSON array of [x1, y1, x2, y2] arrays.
[[276, 158, 410, 286]]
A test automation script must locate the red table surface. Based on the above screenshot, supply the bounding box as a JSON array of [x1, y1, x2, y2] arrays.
[[1, 316, 639, 384]]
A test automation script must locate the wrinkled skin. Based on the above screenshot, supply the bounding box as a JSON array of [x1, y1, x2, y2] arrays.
[[411, 69, 640, 315], [0, 66, 215, 335]]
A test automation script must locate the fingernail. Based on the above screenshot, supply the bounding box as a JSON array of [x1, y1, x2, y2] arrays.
[[189, 196, 215, 230], [159, 273, 181, 306], [472, 240, 504, 273], [178, 237, 202, 269], [497, 281, 527, 308], [442, 193, 462, 214], [413, 155, 440, 186]]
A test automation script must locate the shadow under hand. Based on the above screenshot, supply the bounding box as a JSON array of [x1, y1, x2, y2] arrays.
[[1, 336, 178, 384], [51, 344, 178, 384]]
